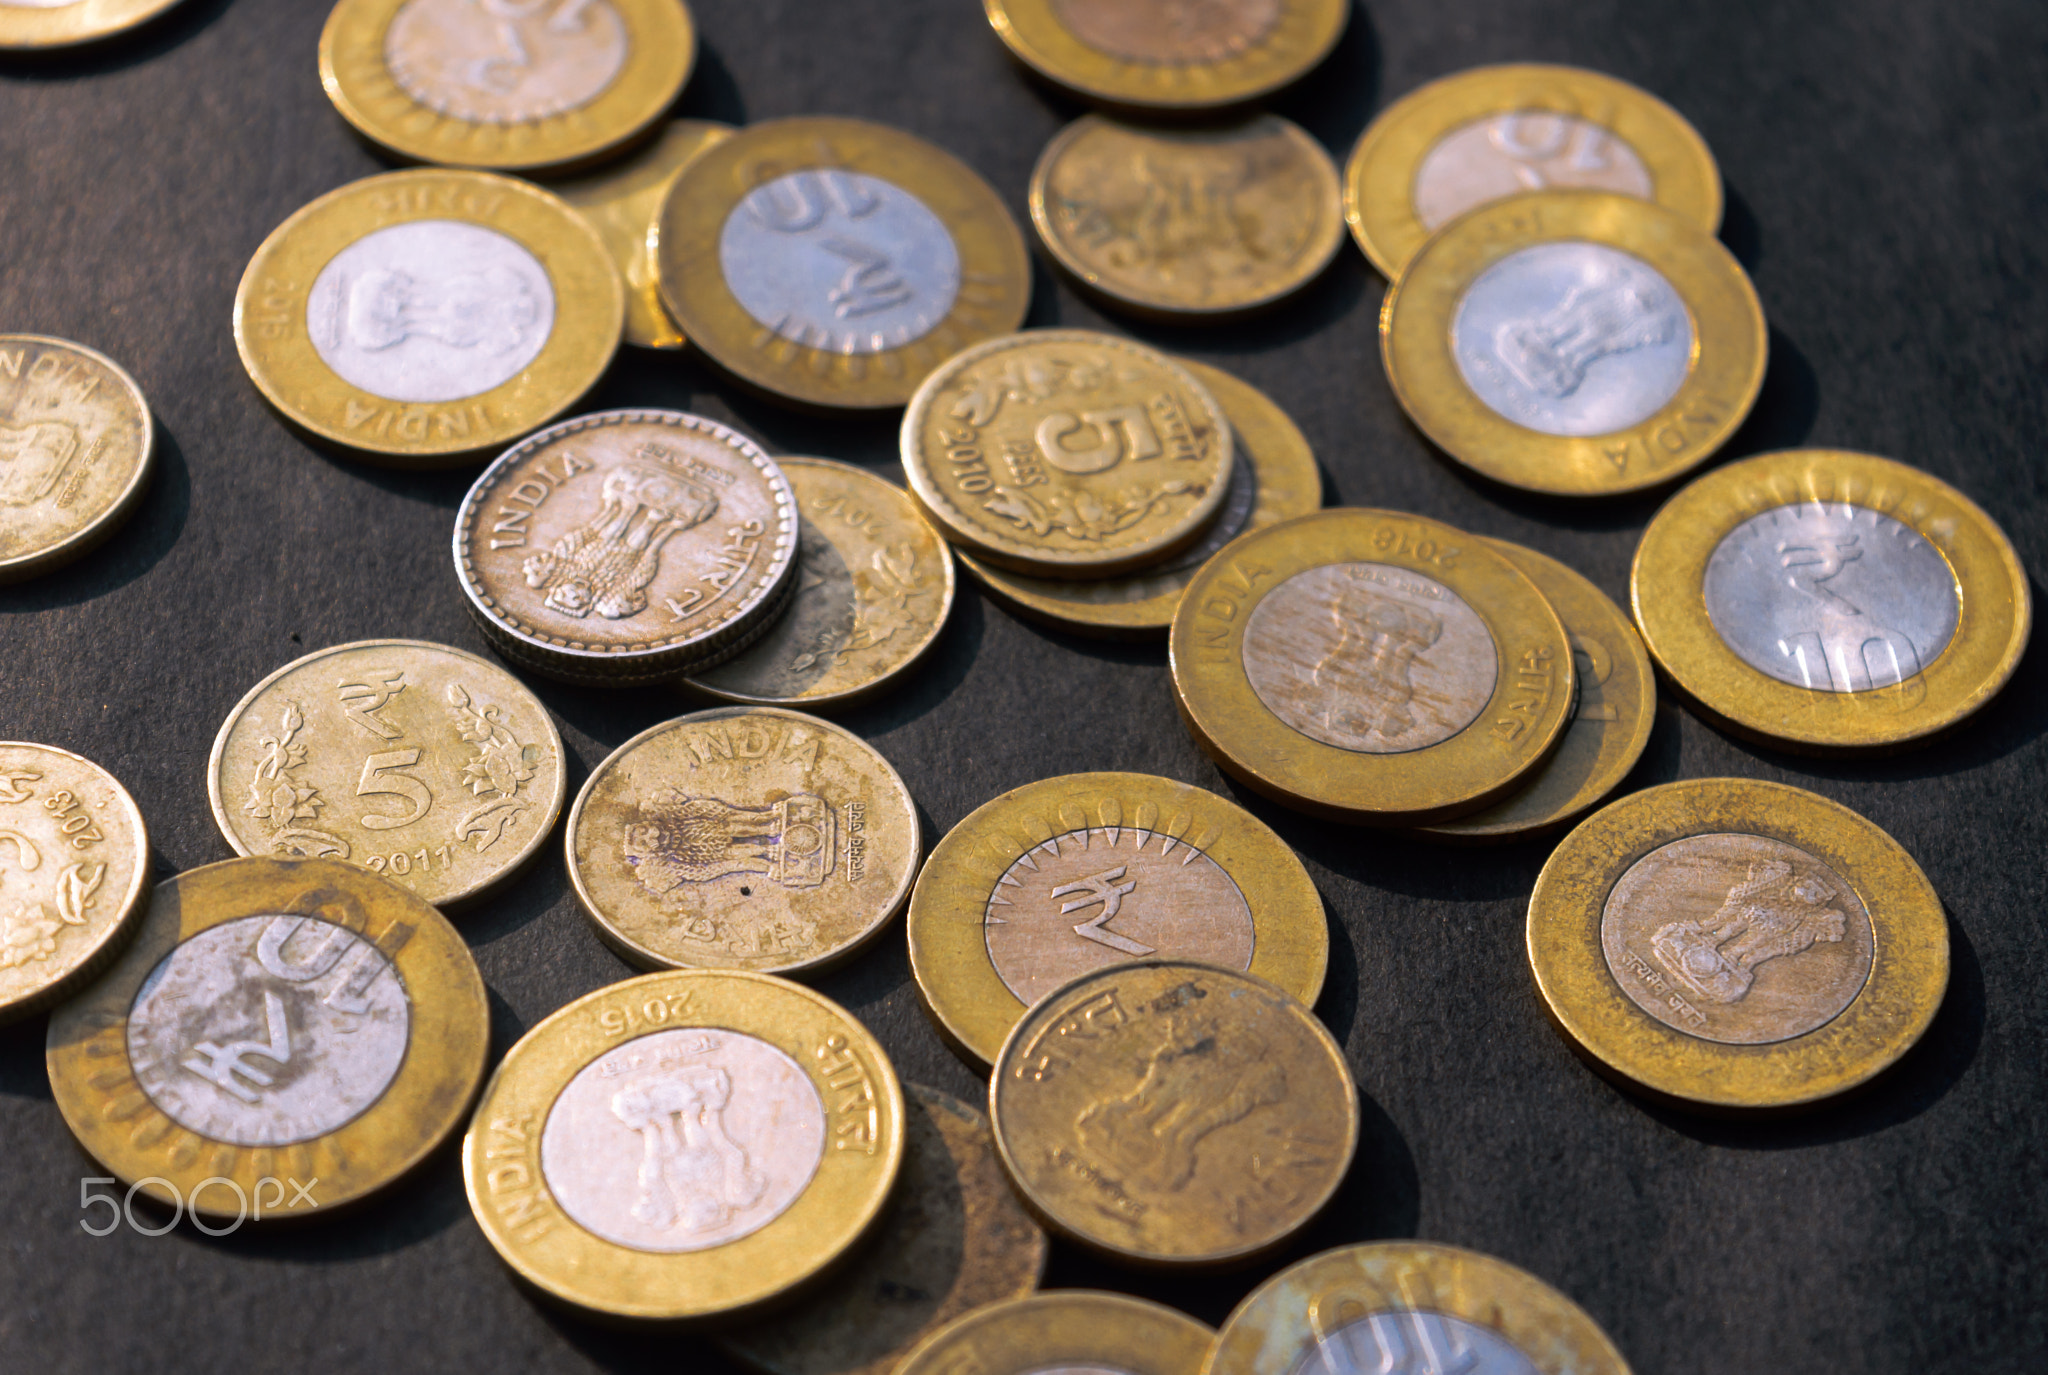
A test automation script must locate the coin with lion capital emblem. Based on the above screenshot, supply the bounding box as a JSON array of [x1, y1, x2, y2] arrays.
[[896, 1290, 1214, 1375]]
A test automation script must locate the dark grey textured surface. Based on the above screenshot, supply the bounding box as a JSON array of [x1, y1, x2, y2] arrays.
[[0, 1, 2043, 1371]]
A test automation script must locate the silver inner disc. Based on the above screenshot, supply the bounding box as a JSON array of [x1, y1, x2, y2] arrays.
[[1288, 1311, 1540, 1375], [384, 0, 629, 125], [1414, 111, 1654, 233]]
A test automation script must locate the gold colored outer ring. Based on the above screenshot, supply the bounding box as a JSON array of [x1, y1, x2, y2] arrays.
[[318, 0, 696, 173], [1528, 778, 1948, 1110], [47, 856, 489, 1219], [1381, 190, 1765, 497], [0, 0, 183, 49], [897, 1290, 1214, 1375], [233, 169, 624, 465], [1633, 449, 2031, 752], [985, 0, 1348, 111], [463, 969, 906, 1322], [907, 771, 1327, 1067], [1171, 508, 1575, 824], [656, 117, 1031, 411], [0, 335, 155, 584], [1205, 1241, 1632, 1375], [1345, 62, 1722, 279]]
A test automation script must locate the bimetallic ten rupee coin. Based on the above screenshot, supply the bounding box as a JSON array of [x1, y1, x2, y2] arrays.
[[1204, 1242, 1632, 1375], [0, 0, 184, 48], [1381, 191, 1765, 497], [207, 640, 567, 907], [48, 856, 489, 1219], [464, 970, 904, 1322], [0, 336, 154, 584], [1632, 450, 2028, 752], [1528, 779, 1947, 1110], [909, 771, 1326, 1068], [898, 1290, 1214, 1375], [234, 169, 623, 465]]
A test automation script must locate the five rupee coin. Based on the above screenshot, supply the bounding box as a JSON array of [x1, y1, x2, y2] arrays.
[[0, 336, 155, 584], [898, 1291, 1213, 1375]]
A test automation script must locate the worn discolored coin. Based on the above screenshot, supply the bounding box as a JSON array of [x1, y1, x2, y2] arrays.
[[0, 336, 155, 584], [234, 169, 623, 465], [899, 1290, 1214, 1375], [990, 959, 1356, 1265], [688, 459, 956, 708], [1528, 778, 1947, 1109], [48, 856, 488, 1220], [1632, 449, 2029, 753], [0, 0, 184, 48], [1204, 1241, 1632, 1375], [1031, 113, 1344, 316], [463, 969, 904, 1322], [454, 409, 798, 685], [718, 1084, 1048, 1375], [909, 772, 1326, 1068], [655, 117, 1032, 411], [903, 330, 1236, 578], [207, 640, 566, 907], [569, 707, 920, 977]]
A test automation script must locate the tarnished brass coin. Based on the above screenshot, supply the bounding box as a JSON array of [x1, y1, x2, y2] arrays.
[[655, 117, 1031, 411], [688, 459, 957, 708], [960, 359, 1321, 639], [454, 409, 798, 684], [0, 744, 149, 1024], [718, 1084, 1048, 1375], [1030, 113, 1344, 316], [1381, 190, 1765, 497], [1529, 778, 1947, 1110], [319, 0, 696, 173], [1421, 540, 1655, 841], [49, 856, 488, 1220], [234, 169, 622, 465], [568, 707, 920, 977], [985, 0, 1348, 112], [1205, 1241, 1632, 1375], [464, 969, 904, 1322], [1171, 508, 1574, 825], [207, 640, 566, 907], [1632, 449, 2029, 753], [909, 772, 1326, 1068], [899, 1290, 1214, 1375], [903, 330, 1236, 578], [0, 336, 154, 584], [1345, 62, 1722, 279], [991, 959, 1357, 1265], [554, 119, 735, 350], [0, 0, 183, 48]]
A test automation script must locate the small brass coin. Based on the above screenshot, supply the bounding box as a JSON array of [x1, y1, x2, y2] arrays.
[[1171, 508, 1575, 825], [553, 119, 735, 350], [688, 459, 957, 708], [909, 771, 1326, 1068], [985, 0, 1348, 112], [568, 707, 921, 977], [1632, 449, 2029, 753], [990, 959, 1357, 1266], [464, 969, 905, 1322], [207, 640, 567, 907], [717, 1084, 1048, 1375], [1345, 62, 1722, 279], [454, 409, 799, 685], [1528, 778, 1947, 1111], [655, 117, 1031, 411], [960, 359, 1321, 639], [48, 856, 489, 1220], [903, 329, 1236, 578], [319, 0, 696, 173], [1204, 1241, 1632, 1375], [0, 0, 184, 48], [1030, 113, 1344, 316], [235, 168, 623, 465], [0, 744, 149, 1024], [0, 336, 154, 584], [899, 1290, 1213, 1375], [1382, 190, 1764, 497], [1420, 540, 1656, 841]]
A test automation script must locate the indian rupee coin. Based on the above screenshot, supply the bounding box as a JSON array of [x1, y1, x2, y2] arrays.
[[898, 1290, 1214, 1375], [0, 0, 185, 48], [0, 336, 154, 584]]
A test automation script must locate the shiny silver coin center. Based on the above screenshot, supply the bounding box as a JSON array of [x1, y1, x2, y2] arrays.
[[127, 915, 411, 1147], [541, 1026, 825, 1252], [1703, 501, 1960, 691], [385, 0, 629, 125], [1242, 562, 1499, 754], [1452, 240, 1693, 437], [1289, 1311, 1539, 1375], [307, 219, 556, 405], [719, 170, 961, 356], [1413, 111, 1654, 232]]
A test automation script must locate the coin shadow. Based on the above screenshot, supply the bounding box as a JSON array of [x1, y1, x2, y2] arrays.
[[1718, 183, 1765, 272], [173, 1137, 477, 1262], [0, 0, 234, 79], [531, 1301, 752, 1373], [972, 592, 1167, 669], [0, 423, 191, 612], [834, 584, 986, 734], [1721, 326, 1821, 458], [673, 38, 747, 126], [1268, 0, 1383, 153], [296, 437, 483, 514], [0, 1008, 52, 1102]]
